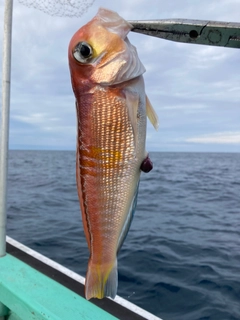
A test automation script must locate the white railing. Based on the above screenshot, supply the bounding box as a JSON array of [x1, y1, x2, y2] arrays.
[[0, 0, 13, 258]]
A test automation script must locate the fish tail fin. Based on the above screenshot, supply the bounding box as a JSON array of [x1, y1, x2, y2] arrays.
[[85, 259, 118, 300]]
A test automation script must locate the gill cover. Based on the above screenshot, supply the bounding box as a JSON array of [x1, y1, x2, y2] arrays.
[[71, 8, 146, 85]]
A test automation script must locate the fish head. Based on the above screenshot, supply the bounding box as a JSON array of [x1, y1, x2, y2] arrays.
[[68, 8, 145, 89]]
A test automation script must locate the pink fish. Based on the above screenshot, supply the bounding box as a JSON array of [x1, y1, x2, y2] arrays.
[[68, 8, 158, 300]]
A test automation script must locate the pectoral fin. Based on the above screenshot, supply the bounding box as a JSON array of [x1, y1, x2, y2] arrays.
[[125, 90, 139, 149], [146, 95, 159, 130]]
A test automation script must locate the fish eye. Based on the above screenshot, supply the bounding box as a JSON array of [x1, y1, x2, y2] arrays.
[[73, 41, 93, 63]]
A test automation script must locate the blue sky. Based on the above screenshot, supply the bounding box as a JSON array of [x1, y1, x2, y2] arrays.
[[0, 0, 239, 152]]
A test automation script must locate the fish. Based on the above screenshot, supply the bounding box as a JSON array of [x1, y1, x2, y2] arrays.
[[68, 7, 159, 300]]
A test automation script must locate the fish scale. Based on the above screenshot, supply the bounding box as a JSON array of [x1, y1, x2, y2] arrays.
[[77, 88, 136, 257], [68, 8, 158, 299], [76, 86, 142, 299]]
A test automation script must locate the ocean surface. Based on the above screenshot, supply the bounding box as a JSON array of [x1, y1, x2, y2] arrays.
[[7, 150, 240, 320]]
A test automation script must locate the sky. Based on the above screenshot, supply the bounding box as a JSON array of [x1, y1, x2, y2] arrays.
[[0, 0, 239, 152]]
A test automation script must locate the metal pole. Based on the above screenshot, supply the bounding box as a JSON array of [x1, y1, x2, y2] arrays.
[[0, 0, 13, 257]]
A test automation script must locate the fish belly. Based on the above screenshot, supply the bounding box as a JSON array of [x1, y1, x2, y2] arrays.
[[76, 85, 145, 299]]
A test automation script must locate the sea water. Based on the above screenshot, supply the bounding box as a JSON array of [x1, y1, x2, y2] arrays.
[[7, 151, 240, 320]]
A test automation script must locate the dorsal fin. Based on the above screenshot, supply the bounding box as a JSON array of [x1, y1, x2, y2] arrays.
[[146, 95, 159, 130]]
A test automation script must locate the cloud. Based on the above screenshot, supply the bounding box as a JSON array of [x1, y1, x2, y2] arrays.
[[0, 0, 239, 152], [12, 113, 58, 124], [186, 132, 240, 144]]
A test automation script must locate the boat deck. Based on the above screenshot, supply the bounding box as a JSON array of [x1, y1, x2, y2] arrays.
[[0, 237, 162, 320]]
